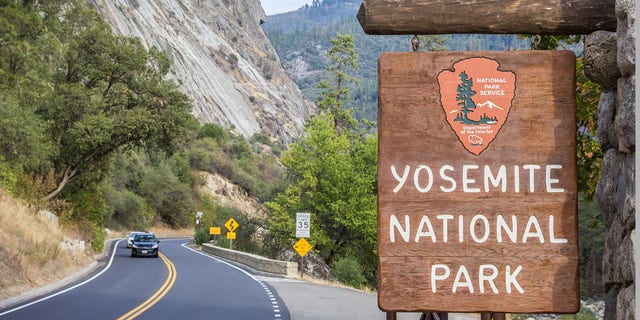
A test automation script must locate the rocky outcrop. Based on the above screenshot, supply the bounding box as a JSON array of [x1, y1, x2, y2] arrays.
[[585, 0, 635, 318], [196, 171, 266, 221], [91, 0, 314, 145], [276, 247, 334, 280]]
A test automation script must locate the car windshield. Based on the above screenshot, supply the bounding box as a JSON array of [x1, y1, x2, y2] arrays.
[[134, 235, 156, 242]]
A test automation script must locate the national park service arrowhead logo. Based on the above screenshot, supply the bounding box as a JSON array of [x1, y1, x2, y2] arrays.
[[437, 57, 516, 155]]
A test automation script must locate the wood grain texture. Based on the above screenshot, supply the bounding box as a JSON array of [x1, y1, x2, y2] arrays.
[[358, 0, 616, 35], [377, 51, 579, 313]]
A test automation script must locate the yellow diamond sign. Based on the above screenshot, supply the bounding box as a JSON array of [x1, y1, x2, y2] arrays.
[[224, 218, 239, 232], [293, 238, 312, 257]]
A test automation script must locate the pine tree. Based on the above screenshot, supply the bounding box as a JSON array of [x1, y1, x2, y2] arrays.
[[455, 71, 479, 124]]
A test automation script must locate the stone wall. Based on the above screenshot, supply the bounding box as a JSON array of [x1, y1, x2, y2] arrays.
[[202, 243, 298, 278], [585, 0, 636, 319]]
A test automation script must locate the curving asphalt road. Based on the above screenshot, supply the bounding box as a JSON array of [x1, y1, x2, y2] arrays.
[[0, 239, 288, 320], [0, 238, 477, 320]]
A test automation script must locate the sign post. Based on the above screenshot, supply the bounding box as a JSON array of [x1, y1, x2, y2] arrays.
[[293, 238, 312, 278], [209, 226, 221, 241], [196, 211, 203, 226], [377, 51, 579, 314], [225, 218, 239, 250]]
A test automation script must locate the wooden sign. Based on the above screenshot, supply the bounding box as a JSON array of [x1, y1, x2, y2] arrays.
[[357, 0, 615, 35], [377, 51, 579, 313]]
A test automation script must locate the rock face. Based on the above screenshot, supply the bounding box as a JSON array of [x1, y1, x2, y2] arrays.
[[276, 247, 334, 280], [90, 0, 314, 145], [585, 0, 635, 319]]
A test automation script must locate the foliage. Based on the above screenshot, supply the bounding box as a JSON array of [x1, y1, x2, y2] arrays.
[[103, 188, 154, 231], [0, 0, 198, 203], [332, 256, 366, 289], [62, 187, 108, 252], [0, 91, 52, 170], [0, 156, 19, 195], [575, 59, 602, 201], [137, 160, 195, 227], [193, 196, 262, 253], [194, 227, 212, 245], [578, 194, 604, 298], [267, 33, 378, 285], [185, 131, 286, 202], [91, 224, 106, 252], [198, 123, 229, 145], [316, 33, 359, 132]]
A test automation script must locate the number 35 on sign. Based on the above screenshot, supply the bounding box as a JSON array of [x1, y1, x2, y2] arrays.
[[296, 212, 311, 238]]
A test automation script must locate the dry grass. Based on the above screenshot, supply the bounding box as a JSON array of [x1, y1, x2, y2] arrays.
[[0, 190, 95, 300], [0, 188, 196, 302]]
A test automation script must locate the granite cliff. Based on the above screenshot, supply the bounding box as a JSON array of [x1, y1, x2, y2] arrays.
[[90, 0, 314, 145]]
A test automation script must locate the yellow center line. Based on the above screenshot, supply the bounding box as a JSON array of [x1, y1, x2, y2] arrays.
[[117, 253, 177, 320]]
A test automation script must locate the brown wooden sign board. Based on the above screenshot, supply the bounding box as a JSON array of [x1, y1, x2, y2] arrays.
[[377, 51, 579, 313]]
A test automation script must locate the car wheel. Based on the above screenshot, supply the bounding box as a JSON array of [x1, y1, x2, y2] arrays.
[[153, 252, 159, 258], [131, 250, 136, 257]]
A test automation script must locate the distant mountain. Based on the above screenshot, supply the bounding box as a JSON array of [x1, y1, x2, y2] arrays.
[[262, 0, 530, 121]]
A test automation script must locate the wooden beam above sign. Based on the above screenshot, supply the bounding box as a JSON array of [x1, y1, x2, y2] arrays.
[[357, 0, 616, 35]]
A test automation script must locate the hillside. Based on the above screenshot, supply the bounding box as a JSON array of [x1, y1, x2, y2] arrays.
[[91, 0, 314, 145], [0, 190, 93, 301], [262, 0, 531, 121]]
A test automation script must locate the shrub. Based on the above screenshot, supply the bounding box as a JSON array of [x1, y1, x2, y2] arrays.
[[92, 225, 106, 252], [194, 227, 212, 245], [109, 190, 154, 230], [332, 256, 366, 289], [198, 123, 228, 144], [0, 157, 19, 195]]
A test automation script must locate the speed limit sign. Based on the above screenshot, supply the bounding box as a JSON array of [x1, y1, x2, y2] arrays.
[[296, 212, 311, 238]]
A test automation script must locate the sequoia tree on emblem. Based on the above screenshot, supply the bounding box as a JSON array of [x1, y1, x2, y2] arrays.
[[437, 57, 516, 155]]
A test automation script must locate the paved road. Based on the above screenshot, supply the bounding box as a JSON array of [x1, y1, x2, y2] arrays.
[[264, 277, 478, 320], [0, 239, 287, 320], [0, 238, 480, 320]]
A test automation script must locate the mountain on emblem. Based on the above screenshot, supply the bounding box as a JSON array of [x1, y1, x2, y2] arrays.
[[437, 57, 516, 155]]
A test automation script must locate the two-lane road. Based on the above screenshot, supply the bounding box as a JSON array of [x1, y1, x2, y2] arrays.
[[0, 239, 289, 320]]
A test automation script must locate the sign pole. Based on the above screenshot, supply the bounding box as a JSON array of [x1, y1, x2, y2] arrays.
[[481, 313, 505, 320]]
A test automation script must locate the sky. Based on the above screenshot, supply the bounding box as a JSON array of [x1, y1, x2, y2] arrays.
[[260, 0, 313, 15]]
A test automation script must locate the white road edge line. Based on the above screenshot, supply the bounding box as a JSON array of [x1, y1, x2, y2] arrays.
[[0, 239, 123, 317], [179, 242, 258, 281], [179, 242, 285, 320]]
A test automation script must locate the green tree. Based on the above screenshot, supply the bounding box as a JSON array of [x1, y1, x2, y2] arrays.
[[266, 113, 377, 272], [316, 33, 359, 132], [267, 33, 378, 285], [0, 1, 197, 201]]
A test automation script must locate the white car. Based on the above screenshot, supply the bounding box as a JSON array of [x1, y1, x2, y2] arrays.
[[127, 231, 145, 248]]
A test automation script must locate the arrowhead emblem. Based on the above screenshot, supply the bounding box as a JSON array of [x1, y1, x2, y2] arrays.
[[437, 57, 516, 155]]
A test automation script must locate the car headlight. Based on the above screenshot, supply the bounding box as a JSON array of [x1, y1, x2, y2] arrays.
[[152, 244, 158, 249], [132, 244, 138, 248]]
